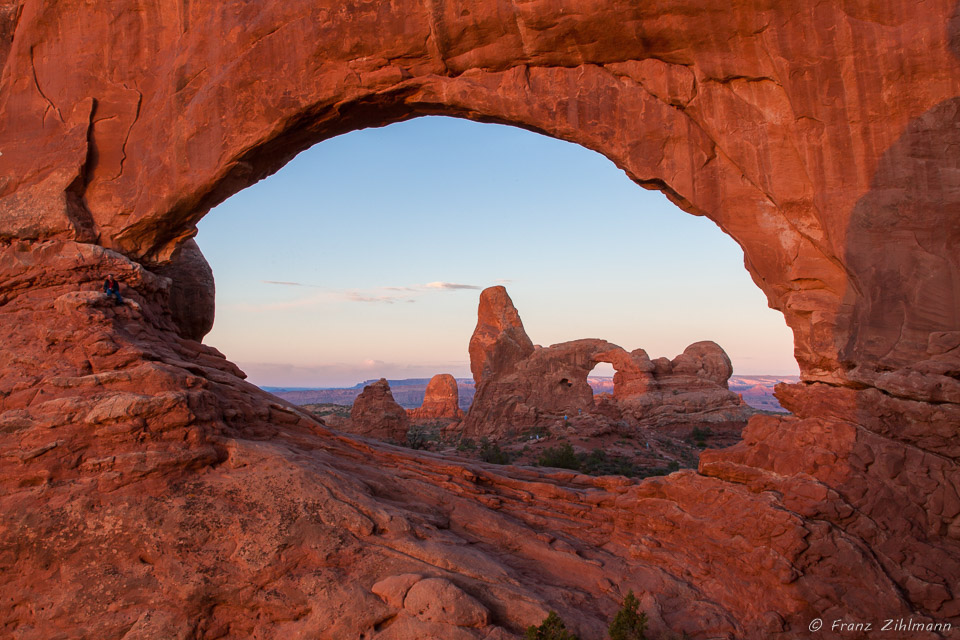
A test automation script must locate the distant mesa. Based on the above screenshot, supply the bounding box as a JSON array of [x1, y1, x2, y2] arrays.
[[463, 286, 755, 438]]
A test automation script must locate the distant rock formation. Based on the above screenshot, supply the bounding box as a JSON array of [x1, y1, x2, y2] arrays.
[[468, 286, 535, 385], [346, 378, 409, 441], [463, 288, 753, 438], [408, 374, 463, 421]]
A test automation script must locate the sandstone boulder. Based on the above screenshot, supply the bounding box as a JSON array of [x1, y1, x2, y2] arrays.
[[403, 577, 490, 628], [153, 238, 215, 342], [347, 378, 409, 442]]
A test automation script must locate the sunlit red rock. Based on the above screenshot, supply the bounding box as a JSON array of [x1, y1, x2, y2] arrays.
[[0, 0, 958, 637], [463, 289, 753, 437], [408, 373, 463, 422], [469, 286, 534, 385]]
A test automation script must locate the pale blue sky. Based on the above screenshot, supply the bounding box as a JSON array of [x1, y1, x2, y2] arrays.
[[195, 116, 798, 387]]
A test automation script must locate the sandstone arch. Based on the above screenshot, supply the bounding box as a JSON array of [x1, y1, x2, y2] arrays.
[[1, 1, 959, 638]]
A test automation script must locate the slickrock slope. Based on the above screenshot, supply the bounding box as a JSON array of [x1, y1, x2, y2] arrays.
[[1, 1, 959, 638], [348, 378, 410, 441], [408, 373, 464, 422], [463, 288, 753, 437]]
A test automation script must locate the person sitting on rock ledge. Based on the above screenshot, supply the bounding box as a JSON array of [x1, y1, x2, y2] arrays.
[[103, 274, 123, 305]]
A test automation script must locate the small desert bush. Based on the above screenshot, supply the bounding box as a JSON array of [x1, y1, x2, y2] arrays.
[[579, 449, 637, 477], [479, 438, 512, 464], [405, 426, 440, 450], [608, 591, 648, 640], [536, 442, 580, 470], [525, 611, 579, 640], [456, 437, 477, 452]]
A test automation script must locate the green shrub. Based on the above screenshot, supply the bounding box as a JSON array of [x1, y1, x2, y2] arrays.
[[406, 426, 435, 450], [525, 611, 579, 640], [457, 437, 477, 452], [537, 442, 580, 470], [690, 426, 712, 441], [479, 438, 512, 464], [579, 448, 637, 477], [608, 591, 648, 640]]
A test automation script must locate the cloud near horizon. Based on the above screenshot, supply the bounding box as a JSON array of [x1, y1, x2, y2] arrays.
[[247, 279, 489, 310], [261, 280, 325, 287], [424, 281, 482, 290]]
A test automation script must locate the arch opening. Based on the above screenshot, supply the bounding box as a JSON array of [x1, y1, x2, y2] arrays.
[[189, 115, 797, 474], [192, 116, 797, 396]]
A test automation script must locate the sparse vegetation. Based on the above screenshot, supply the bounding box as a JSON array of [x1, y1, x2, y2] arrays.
[[608, 591, 648, 640], [579, 448, 636, 476], [479, 438, 512, 464], [688, 426, 713, 448], [525, 611, 579, 640], [406, 425, 439, 450], [536, 442, 581, 470], [456, 437, 477, 452], [302, 403, 352, 419]]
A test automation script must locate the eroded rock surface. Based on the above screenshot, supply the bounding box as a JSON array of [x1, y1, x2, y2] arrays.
[[463, 289, 753, 438], [408, 373, 463, 422], [347, 378, 410, 442], [153, 238, 215, 342], [469, 286, 535, 385], [0, 1, 959, 638]]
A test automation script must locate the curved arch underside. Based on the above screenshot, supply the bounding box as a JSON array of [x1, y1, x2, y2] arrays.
[[0, 1, 958, 638]]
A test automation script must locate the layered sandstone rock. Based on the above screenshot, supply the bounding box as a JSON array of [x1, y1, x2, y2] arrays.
[[347, 378, 410, 442], [463, 289, 752, 437], [408, 373, 463, 422], [1, 1, 959, 638], [153, 238, 215, 342]]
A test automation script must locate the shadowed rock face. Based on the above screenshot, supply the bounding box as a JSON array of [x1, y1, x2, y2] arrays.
[[153, 238, 215, 342], [463, 289, 753, 437], [409, 373, 463, 422], [1, 1, 959, 638]]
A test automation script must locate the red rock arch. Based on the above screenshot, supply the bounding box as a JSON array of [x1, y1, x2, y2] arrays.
[[1, 1, 959, 638]]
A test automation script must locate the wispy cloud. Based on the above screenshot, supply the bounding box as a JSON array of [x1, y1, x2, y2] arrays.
[[239, 278, 486, 311], [495, 278, 514, 285], [344, 291, 412, 304], [424, 281, 482, 290], [262, 280, 323, 288]]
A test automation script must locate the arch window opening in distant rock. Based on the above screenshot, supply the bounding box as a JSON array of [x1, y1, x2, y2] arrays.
[[588, 362, 616, 396], [194, 116, 798, 416]]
